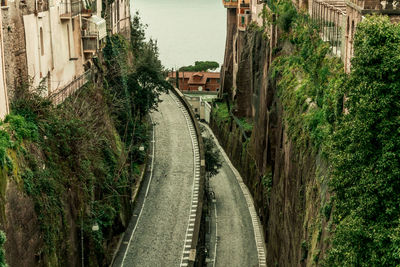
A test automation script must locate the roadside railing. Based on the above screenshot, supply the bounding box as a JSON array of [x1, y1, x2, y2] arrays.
[[49, 69, 92, 105], [170, 87, 206, 267], [311, 0, 346, 57]]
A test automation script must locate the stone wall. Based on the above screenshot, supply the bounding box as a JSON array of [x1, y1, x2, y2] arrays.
[[216, 20, 331, 265], [1, 1, 29, 99]]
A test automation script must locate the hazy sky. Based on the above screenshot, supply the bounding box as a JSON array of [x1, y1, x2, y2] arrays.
[[131, 0, 227, 70]]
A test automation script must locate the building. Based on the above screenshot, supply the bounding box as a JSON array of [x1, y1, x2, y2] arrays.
[[168, 72, 221, 92], [185, 95, 212, 122], [223, 0, 251, 31], [343, 0, 400, 71], [109, 0, 130, 38], [226, 0, 400, 76], [0, 0, 117, 103]]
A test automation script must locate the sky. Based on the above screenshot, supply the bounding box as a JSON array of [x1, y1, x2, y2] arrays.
[[131, 0, 227, 70]]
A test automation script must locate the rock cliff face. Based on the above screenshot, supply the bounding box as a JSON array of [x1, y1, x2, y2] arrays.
[[213, 26, 329, 266]]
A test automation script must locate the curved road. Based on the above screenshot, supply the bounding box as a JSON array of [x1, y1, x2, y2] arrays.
[[113, 93, 197, 266], [202, 123, 267, 267]]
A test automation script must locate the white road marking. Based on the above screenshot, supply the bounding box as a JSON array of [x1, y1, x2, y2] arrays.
[[201, 122, 267, 267], [168, 94, 202, 267], [121, 115, 156, 267]]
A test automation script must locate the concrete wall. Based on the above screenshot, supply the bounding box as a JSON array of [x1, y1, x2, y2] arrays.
[[204, 101, 211, 123], [0, 12, 8, 119], [23, 9, 85, 95]]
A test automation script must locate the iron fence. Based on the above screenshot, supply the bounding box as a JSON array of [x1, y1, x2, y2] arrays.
[[59, 0, 81, 17], [311, 0, 346, 57], [49, 69, 92, 105]]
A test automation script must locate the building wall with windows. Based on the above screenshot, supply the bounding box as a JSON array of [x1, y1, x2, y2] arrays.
[[110, 0, 130, 38], [23, 9, 85, 96]]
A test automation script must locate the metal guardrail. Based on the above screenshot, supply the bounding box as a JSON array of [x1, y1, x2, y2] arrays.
[[49, 69, 92, 105], [170, 87, 205, 267]]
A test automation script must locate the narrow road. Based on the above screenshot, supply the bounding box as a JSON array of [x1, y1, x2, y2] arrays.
[[113, 93, 197, 267], [202, 123, 267, 267]]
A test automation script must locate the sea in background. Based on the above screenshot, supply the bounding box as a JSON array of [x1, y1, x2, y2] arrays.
[[131, 0, 227, 70]]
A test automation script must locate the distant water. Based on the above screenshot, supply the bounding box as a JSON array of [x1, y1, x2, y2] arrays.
[[130, 0, 227, 70]]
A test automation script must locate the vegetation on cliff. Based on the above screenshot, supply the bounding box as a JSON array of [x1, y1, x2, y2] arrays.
[[268, 2, 400, 265], [0, 13, 169, 266]]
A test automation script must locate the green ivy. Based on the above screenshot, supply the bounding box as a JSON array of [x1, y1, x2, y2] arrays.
[[268, 1, 400, 264]]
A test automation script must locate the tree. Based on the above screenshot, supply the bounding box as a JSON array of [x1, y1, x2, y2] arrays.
[[130, 11, 147, 58], [203, 135, 222, 178], [179, 61, 220, 72], [327, 15, 400, 266]]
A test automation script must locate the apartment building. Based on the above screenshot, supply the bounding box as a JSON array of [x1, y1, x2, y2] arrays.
[[0, 0, 129, 115], [224, 0, 400, 76]]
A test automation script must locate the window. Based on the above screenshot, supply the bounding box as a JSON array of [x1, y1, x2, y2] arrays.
[[40, 27, 44, 56], [241, 16, 245, 25], [67, 24, 71, 58]]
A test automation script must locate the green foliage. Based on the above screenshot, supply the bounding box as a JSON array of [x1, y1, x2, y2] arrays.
[[202, 135, 222, 178], [270, 3, 344, 153], [179, 61, 220, 72], [301, 240, 309, 261], [275, 1, 297, 32], [237, 117, 253, 132], [130, 11, 147, 57], [4, 114, 38, 142], [326, 16, 400, 266], [270, 5, 400, 265], [0, 231, 6, 267], [212, 102, 230, 124], [322, 201, 332, 221], [262, 172, 273, 189], [0, 131, 10, 168], [10, 78, 138, 263]]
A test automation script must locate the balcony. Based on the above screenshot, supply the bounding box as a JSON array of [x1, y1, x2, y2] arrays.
[[82, 15, 106, 54], [59, 0, 81, 20], [81, 0, 97, 18], [223, 0, 239, 8]]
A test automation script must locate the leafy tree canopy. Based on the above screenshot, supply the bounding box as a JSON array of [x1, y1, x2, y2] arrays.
[[327, 15, 400, 266], [179, 61, 220, 72]]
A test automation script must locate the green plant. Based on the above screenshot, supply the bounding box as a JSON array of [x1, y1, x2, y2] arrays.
[[301, 240, 309, 261], [203, 135, 222, 178], [0, 231, 6, 267], [179, 61, 220, 72], [326, 16, 400, 266]]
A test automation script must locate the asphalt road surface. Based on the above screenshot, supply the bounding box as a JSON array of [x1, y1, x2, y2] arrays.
[[114, 93, 195, 267], [202, 123, 266, 267]]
